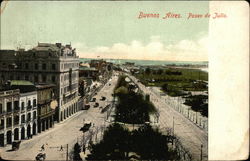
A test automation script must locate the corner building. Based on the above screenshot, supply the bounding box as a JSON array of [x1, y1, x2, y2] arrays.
[[0, 43, 80, 122]]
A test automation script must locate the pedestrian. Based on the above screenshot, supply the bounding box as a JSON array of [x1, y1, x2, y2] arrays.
[[41, 144, 45, 151], [83, 146, 86, 154], [59, 145, 63, 151]]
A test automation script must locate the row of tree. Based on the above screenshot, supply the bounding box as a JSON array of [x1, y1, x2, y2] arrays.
[[86, 123, 178, 160], [184, 95, 208, 117], [144, 67, 182, 75], [114, 75, 156, 124]]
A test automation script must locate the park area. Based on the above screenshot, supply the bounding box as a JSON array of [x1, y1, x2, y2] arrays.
[[134, 67, 208, 117]]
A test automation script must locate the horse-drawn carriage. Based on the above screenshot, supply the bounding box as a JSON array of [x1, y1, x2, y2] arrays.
[[12, 140, 21, 151], [35, 153, 46, 161]]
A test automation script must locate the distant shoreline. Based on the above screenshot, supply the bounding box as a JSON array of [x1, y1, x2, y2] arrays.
[[80, 58, 208, 66]]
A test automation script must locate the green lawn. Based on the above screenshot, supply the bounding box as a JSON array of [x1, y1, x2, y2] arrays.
[[135, 68, 208, 97]]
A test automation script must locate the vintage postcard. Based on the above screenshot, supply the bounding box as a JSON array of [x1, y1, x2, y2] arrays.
[[0, 1, 248, 161]]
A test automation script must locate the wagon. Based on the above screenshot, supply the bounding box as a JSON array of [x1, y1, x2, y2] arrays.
[[35, 153, 46, 161], [12, 140, 21, 151]]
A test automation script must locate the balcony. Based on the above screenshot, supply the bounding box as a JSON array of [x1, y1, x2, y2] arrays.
[[27, 106, 32, 111], [0, 111, 6, 117], [14, 108, 20, 113], [14, 121, 19, 126], [6, 110, 13, 115], [38, 99, 52, 106], [6, 123, 12, 128]]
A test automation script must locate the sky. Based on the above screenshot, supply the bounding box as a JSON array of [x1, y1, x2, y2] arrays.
[[0, 1, 209, 61]]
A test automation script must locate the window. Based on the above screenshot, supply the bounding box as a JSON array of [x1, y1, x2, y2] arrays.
[[33, 111, 36, 119], [27, 113, 31, 121], [14, 101, 19, 110], [33, 99, 37, 107], [35, 63, 38, 70], [18, 63, 22, 69], [25, 75, 29, 81], [28, 100, 31, 107], [14, 115, 19, 125], [52, 76, 56, 82], [35, 75, 38, 82], [0, 119, 4, 129], [7, 102, 12, 112], [25, 63, 29, 69], [7, 117, 12, 127], [42, 75, 46, 82], [17, 76, 20, 80], [21, 102, 25, 111], [0, 103, 2, 114], [42, 63, 46, 70], [10, 75, 13, 80], [21, 115, 25, 123], [52, 64, 56, 70]]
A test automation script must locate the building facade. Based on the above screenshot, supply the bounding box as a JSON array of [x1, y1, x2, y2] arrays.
[[36, 84, 56, 133], [19, 90, 38, 140], [0, 43, 80, 122], [0, 88, 37, 147]]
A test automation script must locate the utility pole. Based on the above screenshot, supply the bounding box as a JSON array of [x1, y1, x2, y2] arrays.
[[172, 116, 175, 146], [200, 144, 203, 161], [196, 111, 198, 124], [66, 144, 68, 161], [173, 116, 174, 136]]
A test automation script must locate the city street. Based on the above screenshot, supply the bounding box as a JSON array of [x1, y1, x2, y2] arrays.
[[128, 74, 208, 161], [0, 74, 118, 160]]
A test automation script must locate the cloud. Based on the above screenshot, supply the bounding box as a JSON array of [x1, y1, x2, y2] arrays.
[[74, 35, 208, 61]]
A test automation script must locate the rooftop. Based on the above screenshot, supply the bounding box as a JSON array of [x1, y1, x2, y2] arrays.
[[10, 80, 34, 86], [36, 84, 56, 90]]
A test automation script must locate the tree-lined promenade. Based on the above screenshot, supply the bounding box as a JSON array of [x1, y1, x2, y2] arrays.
[[85, 75, 180, 160], [114, 75, 156, 124]]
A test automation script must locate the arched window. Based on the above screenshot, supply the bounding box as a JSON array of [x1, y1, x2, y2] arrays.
[[33, 99, 37, 107], [28, 100, 31, 108], [21, 102, 25, 110]]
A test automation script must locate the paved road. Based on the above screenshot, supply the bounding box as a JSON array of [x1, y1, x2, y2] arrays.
[[0, 74, 119, 160], [128, 74, 208, 161]]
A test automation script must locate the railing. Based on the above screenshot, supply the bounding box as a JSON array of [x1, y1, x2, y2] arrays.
[[27, 106, 32, 111], [0, 111, 6, 116], [0, 89, 19, 97], [14, 108, 20, 113], [6, 110, 13, 115], [14, 121, 19, 126], [6, 123, 12, 128]]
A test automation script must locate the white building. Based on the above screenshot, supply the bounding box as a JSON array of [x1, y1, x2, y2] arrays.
[[0, 43, 80, 122], [0, 87, 37, 147], [19, 90, 37, 140]]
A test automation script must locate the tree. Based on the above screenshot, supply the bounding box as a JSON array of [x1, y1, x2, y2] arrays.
[[162, 83, 168, 92], [86, 124, 130, 160], [157, 69, 164, 75], [145, 67, 151, 75], [73, 143, 82, 161]]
